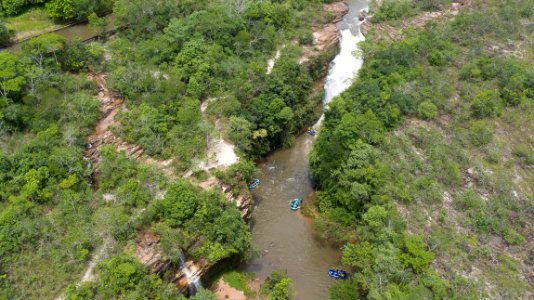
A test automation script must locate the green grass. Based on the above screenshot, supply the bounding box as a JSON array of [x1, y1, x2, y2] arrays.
[[222, 270, 255, 297], [5, 7, 64, 41]]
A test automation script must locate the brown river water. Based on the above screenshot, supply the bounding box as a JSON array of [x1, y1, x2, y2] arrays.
[[245, 1, 368, 299]]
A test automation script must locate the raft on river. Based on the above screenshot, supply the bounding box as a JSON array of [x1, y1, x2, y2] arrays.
[[290, 198, 302, 211], [328, 269, 347, 279], [248, 178, 260, 189]]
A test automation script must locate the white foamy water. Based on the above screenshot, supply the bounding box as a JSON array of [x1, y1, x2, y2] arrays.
[[323, 21, 365, 104], [179, 250, 202, 295]]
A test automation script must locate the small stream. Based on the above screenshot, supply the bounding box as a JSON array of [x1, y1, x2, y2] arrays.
[[245, 1, 367, 299]]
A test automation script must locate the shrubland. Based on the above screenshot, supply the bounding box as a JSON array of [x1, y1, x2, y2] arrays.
[[311, 0, 533, 298]]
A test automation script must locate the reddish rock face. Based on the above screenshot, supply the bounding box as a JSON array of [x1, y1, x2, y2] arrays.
[[174, 259, 210, 295], [323, 1, 350, 24], [135, 231, 171, 275], [300, 1, 350, 64]]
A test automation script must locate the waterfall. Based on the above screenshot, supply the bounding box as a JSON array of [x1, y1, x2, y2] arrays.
[[178, 250, 202, 295], [313, 6, 367, 131], [323, 19, 366, 104]]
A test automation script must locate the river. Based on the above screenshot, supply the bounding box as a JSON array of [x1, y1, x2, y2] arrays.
[[5, 14, 116, 52], [245, 1, 367, 299]]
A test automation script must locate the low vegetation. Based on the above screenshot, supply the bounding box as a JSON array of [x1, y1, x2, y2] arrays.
[[261, 271, 294, 300]]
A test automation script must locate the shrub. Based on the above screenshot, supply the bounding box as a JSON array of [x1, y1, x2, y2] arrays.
[[471, 90, 502, 118], [417, 101, 438, 120], [261, 271, 293, 300], [512, 143, 534, 166], [372, 0, 417, 23], [0, 19, 14, 46], [455, 191, 484, 211], [298, 30, 313, 45], [417, 0, 451, 11], [503, 227, 525, 246], [469, 120, 495, 146]]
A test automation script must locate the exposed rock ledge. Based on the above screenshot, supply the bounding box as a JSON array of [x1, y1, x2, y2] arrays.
[[198, 176, 253, 221], [135, 230, 209, 296], [300, 1, 349, 63], [135, 231, 171, 275]]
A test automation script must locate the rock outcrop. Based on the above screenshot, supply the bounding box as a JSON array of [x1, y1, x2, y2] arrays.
[[199, 176, 253, 221], [85, 73, 175, 177], [174, 259, 209, 295], [135, 231, 171, 275], [300, 1, 349, 63]]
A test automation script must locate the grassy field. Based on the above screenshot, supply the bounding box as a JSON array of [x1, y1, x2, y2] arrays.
[[5, 7, 65, 42]]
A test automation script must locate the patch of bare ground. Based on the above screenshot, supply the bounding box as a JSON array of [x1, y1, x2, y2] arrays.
[[213, 278, 247, 300]]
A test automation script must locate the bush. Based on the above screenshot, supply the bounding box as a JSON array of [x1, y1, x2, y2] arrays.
[[416, 101, 438, 120], [0, 19, 14, 46], [455, 191, 484, 211], [261, 271, 293, 300], [502, 227, 525, 246], [512, 144, 534, 166], [469, 120, 495, 146], [1, 0, 28, 16], [298, 30, 313, 45], [417, 0, 451, 11], [372, 0, 417, 23], [471, 90, 502, 118]]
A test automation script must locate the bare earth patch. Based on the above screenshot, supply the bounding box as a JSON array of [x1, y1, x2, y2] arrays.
[[213, 278, 247, 300]]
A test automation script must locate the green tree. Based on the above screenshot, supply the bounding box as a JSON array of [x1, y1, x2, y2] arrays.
[[262, 271, 293, 300], [398, 235, 435, 273], [62, 39, 92, 71], [46, 0, 76, 21], [156, 180, 199, 227], [0, 51, 26, 97], [0, 19, 14, 46], [22, 33, 66, 68], [1, 0, 28, 16], [88, 11, 106, 37], [228, 116, 253, 152]]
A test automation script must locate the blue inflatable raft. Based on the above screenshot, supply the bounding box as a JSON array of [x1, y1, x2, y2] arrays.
[[248, 179, 260, 189], [328, 269, 347, 279], [290, 198, 302, 211]]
